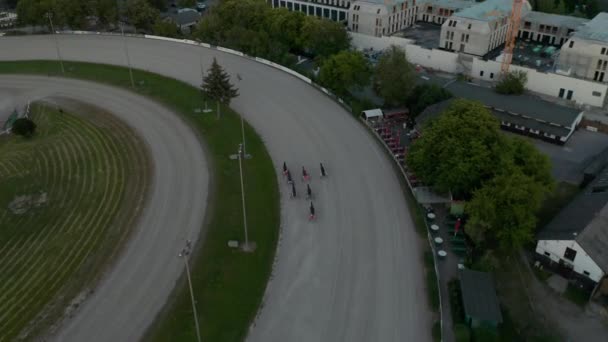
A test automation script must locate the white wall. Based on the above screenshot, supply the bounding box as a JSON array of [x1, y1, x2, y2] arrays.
[[350, 31, 413, 51], [349, 32, 461, 73], [472, 58, 608, 108], [405, 44, 460, 73], [536, 240, 604, 282]]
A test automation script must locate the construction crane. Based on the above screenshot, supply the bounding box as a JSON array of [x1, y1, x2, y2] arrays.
[[500, 0, 524, 75]]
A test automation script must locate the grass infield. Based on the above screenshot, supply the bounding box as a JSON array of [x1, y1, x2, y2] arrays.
[[0, 61, 280, 342], [0, 103, 150, 340]]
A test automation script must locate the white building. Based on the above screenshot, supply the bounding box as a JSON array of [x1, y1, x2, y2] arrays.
[[557, 13, 608, 84], [268, 0, 350, 22], [439, 0, 531, 56], [349, 0, 419, 37], [536, 167, 608, 286], [519, 11, 588, 47]]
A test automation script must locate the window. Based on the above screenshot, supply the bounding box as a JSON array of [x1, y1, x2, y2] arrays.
[[480, 70, 484, 76], [564, 247, 577, 261], [595, 71, 600, 81], [468, 23, 471, 29], [490, 72, 494, 79], [558, 88, 565, 98], [544, 252, 551, 257], [569, 41, 574, 48], [461, 33, 465, 42], [583, 271, 590, 276], [593, 91, 602, 97], [567, 90, 573, 100], [460, 44, 465, 52], [602, 47, 607, 55], [465, 34, 469, 43]]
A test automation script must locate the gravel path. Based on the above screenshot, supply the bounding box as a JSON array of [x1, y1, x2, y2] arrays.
[[0, 35, 430, 342]]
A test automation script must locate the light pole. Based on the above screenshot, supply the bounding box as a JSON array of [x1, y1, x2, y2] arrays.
[[116, 1, 135, 88], [179, 240, 202, 342], [46, 12, 64, 74], [237, 143, 253, 251]]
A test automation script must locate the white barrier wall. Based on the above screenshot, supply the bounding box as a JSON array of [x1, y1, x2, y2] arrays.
[[404, 44, 460, 74], [350, 32, 461, 73], [350, 32, 413, 51], [472, 59, 608, 108]]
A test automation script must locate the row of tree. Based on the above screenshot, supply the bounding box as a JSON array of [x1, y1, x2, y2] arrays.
[[407, 99, 554, 254], [15, 0, 177, 35], [534, 0, 600, 18], [194, 0, 350, 66], [318, 45, 451, 111]]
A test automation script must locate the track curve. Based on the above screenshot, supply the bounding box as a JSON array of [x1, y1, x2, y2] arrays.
[[0, 35, 430, 342], [0, 75, 208, 342]]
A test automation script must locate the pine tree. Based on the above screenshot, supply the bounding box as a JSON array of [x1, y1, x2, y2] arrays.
[[201, 58, 239, 119]]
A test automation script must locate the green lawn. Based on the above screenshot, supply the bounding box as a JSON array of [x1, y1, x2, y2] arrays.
[[0, 60, 280, 342], [0, 103, 149, 340]]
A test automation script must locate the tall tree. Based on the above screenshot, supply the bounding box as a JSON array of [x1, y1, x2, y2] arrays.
[[318, 50, 372, 98], [465, 168, 549, 253], [407, 99, 507, 198], [299, 16, 350, 58], [373, 45, 415, 107], [153, 17, 179, 38], [585, 0, 600, 18], [407, 84, 452, 116], [125, 0, 159, 30], [201, 58, 239, 119]]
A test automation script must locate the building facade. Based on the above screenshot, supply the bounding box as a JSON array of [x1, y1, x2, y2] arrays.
[[439, 0, 531, 56], [268, 0, 350, 22], [558, 13, 608, 84], [519, 11, 588, 47]]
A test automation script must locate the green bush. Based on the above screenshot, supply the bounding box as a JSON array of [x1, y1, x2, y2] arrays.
[[472, 326, 499, 342], [11, 117, 36, 137], [425, 251, 440, 311], [407, 84, 453, 116], [449, 279, 465, 324], [495, 70, 527, 95], [454, 323, 471, 342]]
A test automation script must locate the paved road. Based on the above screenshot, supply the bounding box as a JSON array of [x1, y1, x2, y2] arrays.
[[0, 35, 430, 341], [0, 75, 209, 341]]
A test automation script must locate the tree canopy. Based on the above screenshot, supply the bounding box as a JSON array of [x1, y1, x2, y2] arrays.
[[465, 167, 551, 253], [373, 45, 415, 107], [125, 0, 159, 30], [495, 70, 528, 95], [299, 15, 350, 58], [194, 0, 349, 64], [407, 98, 554, 253], [407, 84, 453, 116], [318, 51, 372, 98], [12, 117, 36, 137], [407, 99, 506, 198]]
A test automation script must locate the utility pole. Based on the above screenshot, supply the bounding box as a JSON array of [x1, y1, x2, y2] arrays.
[[237, 143, 253, 251], [179, 240, 202, 342], [46, 12, 64, 74], [116, 1, 135, 88]]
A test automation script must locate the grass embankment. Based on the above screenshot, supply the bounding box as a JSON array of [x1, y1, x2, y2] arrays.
[[0, 60, 280, 341], [0, 103, 149, 341]]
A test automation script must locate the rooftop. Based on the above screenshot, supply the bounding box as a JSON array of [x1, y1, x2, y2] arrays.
[[425, 0, 475, 10], [573, 12, 608, 44], [398, 22, 442, 49], [523, 11, 589, 29], [459, 269, 503, 324], [538, 166, 608, 242], [453, 0, 515, 21], [168, 8, 201, 26], [576, 203, 608, 273], [445, 81, 581, 128]]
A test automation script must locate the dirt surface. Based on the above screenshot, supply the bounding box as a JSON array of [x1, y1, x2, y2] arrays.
[[0, 35, 430, 342]]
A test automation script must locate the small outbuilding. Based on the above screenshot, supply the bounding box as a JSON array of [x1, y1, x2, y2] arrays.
[[361, 108, 383, 121], [459, 269, 503, 329]]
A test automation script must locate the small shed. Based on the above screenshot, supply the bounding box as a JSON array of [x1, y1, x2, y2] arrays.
[[361, 108, 383, 121], [459, 269, 503, 328]]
